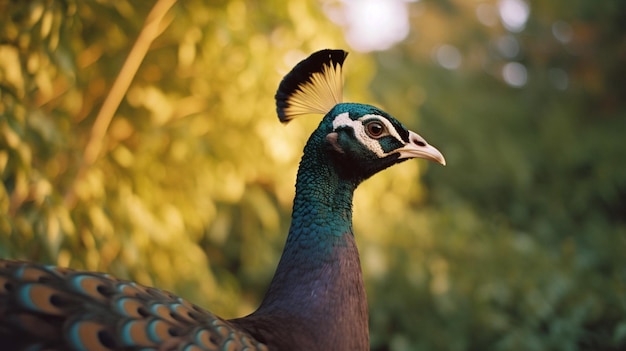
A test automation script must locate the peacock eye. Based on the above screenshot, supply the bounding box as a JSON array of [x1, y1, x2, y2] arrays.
[[365, 121, 386, 138]]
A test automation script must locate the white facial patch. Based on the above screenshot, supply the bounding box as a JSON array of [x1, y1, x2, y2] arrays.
[[332, 112, 406, 157]]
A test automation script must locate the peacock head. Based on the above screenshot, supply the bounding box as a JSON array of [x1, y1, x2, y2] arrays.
[[276, 50, 445, 182]]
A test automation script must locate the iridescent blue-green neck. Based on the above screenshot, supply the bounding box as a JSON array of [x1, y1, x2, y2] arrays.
[[262, 122, 360, 301], [288, 131, 357, 248], [236, 119, 369, 350]]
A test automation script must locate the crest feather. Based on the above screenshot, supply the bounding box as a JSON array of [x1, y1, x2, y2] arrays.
[[275, 49, 347, 123]]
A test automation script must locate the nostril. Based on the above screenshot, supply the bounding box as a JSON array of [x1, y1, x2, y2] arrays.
[[409, 132, 428, 147], [411, 136, 427, 147]]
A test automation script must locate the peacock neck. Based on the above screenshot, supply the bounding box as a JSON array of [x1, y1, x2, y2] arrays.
[[232, 131, 369, 350]]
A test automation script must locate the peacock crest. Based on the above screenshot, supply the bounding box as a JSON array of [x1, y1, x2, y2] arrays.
[[275, 49, 347, 122]]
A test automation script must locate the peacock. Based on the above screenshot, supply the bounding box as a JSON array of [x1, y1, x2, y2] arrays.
[[0, 49, 445, 351]]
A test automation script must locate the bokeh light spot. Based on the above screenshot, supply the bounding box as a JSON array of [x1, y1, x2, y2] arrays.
[[495, 34, 520, 58], [502, 62, 527, 87], [326, 0, 411, 52], [499, 0, 530, 32], [434, 44, 462, 70], [552, 21, 573, 43]]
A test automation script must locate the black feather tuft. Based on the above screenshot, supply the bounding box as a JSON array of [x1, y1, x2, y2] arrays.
[[275, 49, 348, 123]]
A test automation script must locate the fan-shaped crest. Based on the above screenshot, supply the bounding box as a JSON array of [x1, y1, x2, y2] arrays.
[[275, 49, 347, 123]]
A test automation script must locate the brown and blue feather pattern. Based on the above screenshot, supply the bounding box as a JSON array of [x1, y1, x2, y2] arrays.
[[0, 260, 267, 351]]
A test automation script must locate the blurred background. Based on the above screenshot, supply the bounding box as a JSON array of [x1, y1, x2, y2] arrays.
[[1, 0, 625, 350]]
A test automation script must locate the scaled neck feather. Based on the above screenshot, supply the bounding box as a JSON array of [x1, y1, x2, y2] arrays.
[[232, 128, 369, 351]]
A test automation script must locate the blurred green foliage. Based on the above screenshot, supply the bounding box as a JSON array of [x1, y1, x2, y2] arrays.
[[0, 0, 624, 350], [366, 1, 626, 350]]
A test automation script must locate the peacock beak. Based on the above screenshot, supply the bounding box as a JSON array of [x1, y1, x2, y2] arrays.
[[396, 131, 446, 165]]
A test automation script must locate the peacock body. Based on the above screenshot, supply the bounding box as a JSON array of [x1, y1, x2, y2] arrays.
[[0, 50, 445, 351]]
